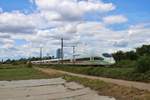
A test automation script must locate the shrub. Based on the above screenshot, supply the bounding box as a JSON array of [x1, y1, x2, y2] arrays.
[[135, 55, 150, 73], [113, 60, 136, 68], [12, 62, 19, 65], [26, 61, 32, 68]]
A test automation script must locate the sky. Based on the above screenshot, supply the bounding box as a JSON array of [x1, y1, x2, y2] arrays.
[[0, 0, 150, 60]]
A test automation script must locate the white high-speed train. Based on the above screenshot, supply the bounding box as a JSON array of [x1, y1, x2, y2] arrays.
[[31, 53, 115, 66]]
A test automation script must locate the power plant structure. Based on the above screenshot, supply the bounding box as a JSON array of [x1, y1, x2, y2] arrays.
[[56, 48, 63, 59]]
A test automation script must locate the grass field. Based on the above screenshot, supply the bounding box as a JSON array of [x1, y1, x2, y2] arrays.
[[0, 64, 62, 81]]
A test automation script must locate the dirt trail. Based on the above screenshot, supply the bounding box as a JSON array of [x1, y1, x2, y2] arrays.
[[36, 68, 150, 92]]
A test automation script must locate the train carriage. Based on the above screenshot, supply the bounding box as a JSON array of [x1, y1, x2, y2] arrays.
[[31, 53, 115, 66]]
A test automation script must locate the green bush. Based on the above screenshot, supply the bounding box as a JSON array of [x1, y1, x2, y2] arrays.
[[12, 62, 19, 65], [26, 61, 32, 68], [112, 60, 136, 68], [136, 55, 150, 73]]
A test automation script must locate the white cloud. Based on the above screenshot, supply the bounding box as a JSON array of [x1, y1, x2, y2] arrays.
[[103, 15, 127, 24], [41, 11, 62, 21], [0, 33, 11, 39], [0, 12, 37, 34], [77, 22, 104, 32], [35, 0, 115, 20]]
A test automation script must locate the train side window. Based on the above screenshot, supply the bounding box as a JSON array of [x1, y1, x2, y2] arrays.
[[76, 57, 90, 61], [94, 57, 104, 60]]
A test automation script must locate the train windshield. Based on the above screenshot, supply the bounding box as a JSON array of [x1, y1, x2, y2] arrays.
[[102, 53, 112, 58]]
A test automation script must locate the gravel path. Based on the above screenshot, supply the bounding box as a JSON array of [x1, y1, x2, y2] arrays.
[[37, 68, 150, 92], [0, 78, 115, 100]]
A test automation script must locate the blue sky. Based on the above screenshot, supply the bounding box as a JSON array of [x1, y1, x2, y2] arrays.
[[106, 0, 150, 23], [0, 0, 33, 12], [0, 0, 150, 60]]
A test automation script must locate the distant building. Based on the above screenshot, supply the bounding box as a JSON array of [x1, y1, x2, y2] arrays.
[[56, 48, 62, 59]]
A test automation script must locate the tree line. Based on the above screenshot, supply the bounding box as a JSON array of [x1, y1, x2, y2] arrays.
[[1, 56, 55, 64], [112, 45, 150, 62]]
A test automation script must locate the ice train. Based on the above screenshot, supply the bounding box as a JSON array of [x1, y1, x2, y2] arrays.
[[31, 53, 115, 66]]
